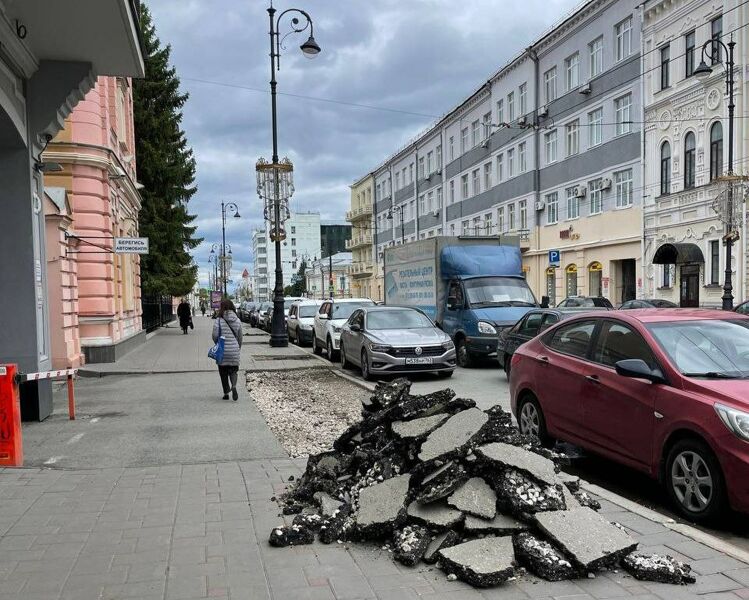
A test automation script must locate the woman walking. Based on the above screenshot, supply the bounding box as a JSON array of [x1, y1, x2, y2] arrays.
[[212, 300, 243, 400], [177, 298, 192, 334]]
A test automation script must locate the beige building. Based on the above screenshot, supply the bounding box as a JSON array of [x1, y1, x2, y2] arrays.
[[346, 174, 380, 300]]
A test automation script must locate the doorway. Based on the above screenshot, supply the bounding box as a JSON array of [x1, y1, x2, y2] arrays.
[[620, 259, 636, 302], [680, 264, 700, 307]]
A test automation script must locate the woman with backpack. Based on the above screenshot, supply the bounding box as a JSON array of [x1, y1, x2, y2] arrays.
[[211, 300, 243, 400]]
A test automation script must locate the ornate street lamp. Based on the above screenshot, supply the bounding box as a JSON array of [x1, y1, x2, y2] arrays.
[[257, 2, 321, 347], [387, 205, 406, 245], [220, 202, 240, 298]]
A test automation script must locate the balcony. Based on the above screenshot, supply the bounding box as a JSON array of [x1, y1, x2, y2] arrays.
[[345, 204, 374, 222], [345, 233, 373, 250], [350, 261, 374, 277]]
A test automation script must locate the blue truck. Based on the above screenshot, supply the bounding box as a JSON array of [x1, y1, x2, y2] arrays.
[[383, 237, 539, 367]]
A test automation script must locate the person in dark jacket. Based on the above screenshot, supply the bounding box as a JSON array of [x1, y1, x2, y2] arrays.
[[212, 300, 243, 400], [177, 299, 192, 334]]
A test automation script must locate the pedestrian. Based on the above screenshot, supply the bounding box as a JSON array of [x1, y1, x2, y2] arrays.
[[212, 299, 243, 400], [177, 298, 192, 334], [200, 301, 207, 317]]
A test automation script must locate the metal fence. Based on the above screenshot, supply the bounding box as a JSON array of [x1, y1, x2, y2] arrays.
[[142, 295, 175, 332]]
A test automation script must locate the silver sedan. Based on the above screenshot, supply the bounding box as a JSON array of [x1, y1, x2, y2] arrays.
[[339, 306, 457, 380]]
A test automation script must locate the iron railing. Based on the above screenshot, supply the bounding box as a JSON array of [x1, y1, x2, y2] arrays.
[[142, 295, 175, 332]]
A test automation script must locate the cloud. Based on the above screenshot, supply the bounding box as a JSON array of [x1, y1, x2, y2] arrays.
[[145, 0, 582, 289]]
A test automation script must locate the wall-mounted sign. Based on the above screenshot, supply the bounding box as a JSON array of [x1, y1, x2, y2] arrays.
[[548, 249, 560, 267], [114, 237, 149, 254]]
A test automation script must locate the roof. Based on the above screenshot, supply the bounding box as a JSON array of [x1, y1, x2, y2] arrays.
[[291, 299, 322, 305], [325, 298, 375, 304], [563, 308, 749, 324]]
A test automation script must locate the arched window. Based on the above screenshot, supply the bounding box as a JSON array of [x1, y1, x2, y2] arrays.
[[710, 122, 723, 180], [684, 132, 695, 189], [588, 262, 603, 296], [660, 141, 671, 195], [565, 264, 578, 297], [546, 267, 556, 305]]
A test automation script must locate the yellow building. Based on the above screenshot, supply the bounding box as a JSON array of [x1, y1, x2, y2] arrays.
[[346, 174, 379, 299]]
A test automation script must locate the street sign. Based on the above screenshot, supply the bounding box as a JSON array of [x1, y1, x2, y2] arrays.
[[210, 291, 222, 310], [114, 237, 149, 254], [548, 249, 560, 267]]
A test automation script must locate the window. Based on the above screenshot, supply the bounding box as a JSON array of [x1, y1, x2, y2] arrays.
[[461, 174, 469, 199], [291, 226, 296, 234], [401, 168, 406, 187], [660, 45, 670, 90], [508, 203, 516, 230], [589, 262, 603, 296], [496, 99, 504, 124], [566, 120, 579, 156], [710, 240, 720, 284], [472, 120, 480, 147], [546, 192, 558, 224], [589, 36, 603, 78], [291, 237, 297, 246], [419, 194, 425, 214], [376, 184, 380, 200], [711, 16, 722, 65], [544, 67, 557, 103], [449, 136, 454, 161], [684, 132, 696, 189], [483, 162, 492, 189], [497, 154, 504, 182], [660, 141, 671, 195], [507, 148, 515, 177], [615, 16, 632, 62], [710, 121, 723, 180], [685, 31, 695, 77], [565, 53, 579, 90], [588, 107, 603, 146], [427, 151, 433, 174], [472, 169, 480, 196], [615, 94, 632, 135], [450, 223, 456, 236], [461, 220, 470, 235], [461, 127, 468, 152], [518, 142, 527, 172], [449, 180, 455, 203], [418, 157, 425, 179], [546, 320, 596, 359], [589, 178, 603, 214], [484, 212, 493, 233], [409, 200, 415, 221], [473, 216, 481, 234], [409, 163, 414, 183], [661, 265, 671, 288], [546, 269, 556, 306], [507, 92, 515, 121], [482, 112, 492, 139], [291, 249, 297, 257], [427, 191, 434, 212], [545, 130, 558, 164], [498, 206, 505, 232], [519, 313, 545, 338], [614, 169, 633, 208], [437, 187, 442, 209], [436, 145, 442, 170], [592, 322, 656, 369], [519, 83, 527, 114], [520, 200, 527, 229], [395, 172, 400, 190], [565, 265, 578, 297]]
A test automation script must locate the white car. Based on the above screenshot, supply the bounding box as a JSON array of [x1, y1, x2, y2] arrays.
[[287, 299, 321, 345], [312, 298, 375, 361]]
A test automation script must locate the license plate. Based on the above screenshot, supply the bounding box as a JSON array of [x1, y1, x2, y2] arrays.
[[405, 357, 433, 365]]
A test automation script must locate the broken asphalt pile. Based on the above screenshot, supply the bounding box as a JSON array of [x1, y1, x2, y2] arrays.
[[269, 379, 695, 588]]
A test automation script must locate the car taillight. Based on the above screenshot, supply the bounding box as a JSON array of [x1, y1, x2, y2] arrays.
[[511, 353, 522, 367]]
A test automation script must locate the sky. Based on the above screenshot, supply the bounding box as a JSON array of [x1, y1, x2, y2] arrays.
[[146, 0, 582, 291]]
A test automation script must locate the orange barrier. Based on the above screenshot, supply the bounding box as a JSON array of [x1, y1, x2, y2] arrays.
[[22, 368, 77, 420], [0, 364, 23, 467]]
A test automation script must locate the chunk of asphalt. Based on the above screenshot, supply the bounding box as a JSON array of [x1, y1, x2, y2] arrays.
[[423, 530, 461, 564], [447, 477, 497, 519], [495, 469, 567, 514], [477, 442, 559, 486], [535, 507, 638, 570], [356, 474, 411, 537], [319, 504, 354, 544], [414, 461, 468, 503], [438, 537, 516, 587], [621, 553, 696, 584], [513, 532, 578, 581], [313, 491, 343, 517], [406, 500, 464, 530], [292, 512, 324, 531], [463, 513, 529, 535], [393, 525, 431, 566], [419, 408, 489, 463], [269, 524, 314, 547], [392, 413, 450, 440]]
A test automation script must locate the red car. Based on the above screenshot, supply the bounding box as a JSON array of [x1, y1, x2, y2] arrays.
[[510, 309, 749, 521]]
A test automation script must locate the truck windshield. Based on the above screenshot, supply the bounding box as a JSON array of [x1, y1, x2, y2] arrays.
[[464, 277, 536, 307]]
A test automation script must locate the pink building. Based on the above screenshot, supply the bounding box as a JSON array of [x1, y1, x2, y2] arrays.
[[44, 76, 144, 365]]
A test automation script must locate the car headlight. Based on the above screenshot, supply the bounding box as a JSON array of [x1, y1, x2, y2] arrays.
[[442, 340, 455, 350], [478, 321, 497, 335], [715, 403, 749, 441], [332, 326, 341, 333], [369, 343, 392, 353]]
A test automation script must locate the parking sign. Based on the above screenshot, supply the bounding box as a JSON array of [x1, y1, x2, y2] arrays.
[[549, 249, 560, 267]]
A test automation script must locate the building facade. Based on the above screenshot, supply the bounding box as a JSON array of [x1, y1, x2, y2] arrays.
[[346, 174, 377, 299], [320, 222, 352, 258], [305, 252, 353, 300], [641, 0, 747, 307]]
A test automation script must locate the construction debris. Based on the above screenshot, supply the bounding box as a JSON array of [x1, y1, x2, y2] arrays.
[[268, 379, 693, 589]]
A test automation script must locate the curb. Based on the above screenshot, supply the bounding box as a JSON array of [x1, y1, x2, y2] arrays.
[[78, 368, 217, 378]]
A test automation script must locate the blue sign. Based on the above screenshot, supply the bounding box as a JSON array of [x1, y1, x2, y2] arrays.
[[549, 249, 561, 267]]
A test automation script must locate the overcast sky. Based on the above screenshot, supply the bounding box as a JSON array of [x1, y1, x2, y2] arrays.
[[146, 0, 581, 291]]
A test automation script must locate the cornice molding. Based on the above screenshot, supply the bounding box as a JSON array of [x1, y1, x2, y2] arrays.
[[0, 4, 38, 78]]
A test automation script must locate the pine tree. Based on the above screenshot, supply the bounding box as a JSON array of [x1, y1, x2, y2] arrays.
[[134, 4, 202, 297]]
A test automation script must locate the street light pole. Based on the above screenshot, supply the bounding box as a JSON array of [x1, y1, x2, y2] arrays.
[[220, 201, 240, 298], [387, 205, 405, 244], [695, 34, 736, 310]]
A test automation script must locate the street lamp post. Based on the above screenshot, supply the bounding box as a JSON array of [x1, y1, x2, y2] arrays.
[[210, 242, 232, 297], [220, 201, 240, 298], [694, 34, 736, 310], [387, 204, 405, 244], [257, 3, 321, 347]]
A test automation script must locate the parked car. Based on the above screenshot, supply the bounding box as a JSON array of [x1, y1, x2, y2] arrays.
[[339, 306, 456, 380], [555, 296, 614, 309], [498, 307, 609, 378], [619, 299, 678, 309], [239, 301, 256, 323], [312, 298, 375, 361], [509, 309, 749, 521], [287, 299, 321, 345], [735, 300, 749, 315], [256, 302, 273, 330]]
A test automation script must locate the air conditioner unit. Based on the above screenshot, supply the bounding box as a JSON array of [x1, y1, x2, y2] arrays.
[[601, 177, 613, 190], [517, 116, 527, 126], [538, 106, 548, 118], [424, 172, 431, 180], [574, 185, 587, 198], [431, 210, 440, 218], [436, 168, 442, 175], [534, 199, 546, 211], [579, 82, 592, 95]]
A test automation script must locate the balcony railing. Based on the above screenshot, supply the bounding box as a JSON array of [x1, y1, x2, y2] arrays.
[[345, 233, 373, 250], [346, 204, 374, 222], [350, 261, 374, 276]]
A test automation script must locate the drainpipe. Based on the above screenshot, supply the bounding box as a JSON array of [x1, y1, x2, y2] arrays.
[[527, 45, 541, 296], [414, 147, 420, 239], [638, 2, 648, 299]]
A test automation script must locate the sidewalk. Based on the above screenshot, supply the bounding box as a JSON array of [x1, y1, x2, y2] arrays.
[[2, 321, 749, 599]]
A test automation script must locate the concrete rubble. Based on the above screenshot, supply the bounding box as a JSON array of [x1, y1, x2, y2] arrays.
[[269, 379, 694, 588]]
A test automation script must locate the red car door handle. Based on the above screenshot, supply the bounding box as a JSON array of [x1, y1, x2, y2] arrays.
[[585, 375, 600, 384], [536, 356, 549, 364]]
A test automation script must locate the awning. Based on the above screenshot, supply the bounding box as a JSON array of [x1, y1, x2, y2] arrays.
[[653, 243, 705, 265]]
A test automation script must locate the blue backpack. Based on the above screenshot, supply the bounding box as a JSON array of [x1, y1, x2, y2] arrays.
[[208, 319, 225, 363]]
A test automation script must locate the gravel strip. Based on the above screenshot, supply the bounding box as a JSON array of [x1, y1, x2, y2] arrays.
[[247, 369, 368, 457]]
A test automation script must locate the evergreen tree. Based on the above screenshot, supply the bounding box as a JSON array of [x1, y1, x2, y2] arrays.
[[134, 4, 202, 297], [289, 260, 308, 297]]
